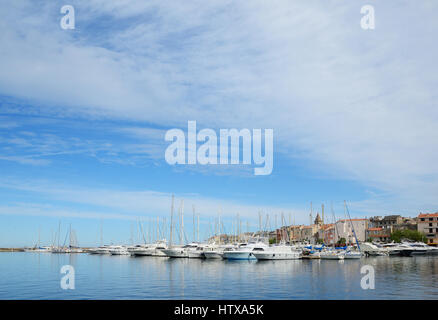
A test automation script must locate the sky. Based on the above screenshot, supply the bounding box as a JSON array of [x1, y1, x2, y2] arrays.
[[0, 1, 437, 247]]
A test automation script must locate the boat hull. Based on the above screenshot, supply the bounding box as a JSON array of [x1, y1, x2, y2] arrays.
[[188, 251, 204, 259], [203, 251, 223, 259], [253, 252, 301, 260], [162, 248, 188, 258], [223, 251, 256, 260]]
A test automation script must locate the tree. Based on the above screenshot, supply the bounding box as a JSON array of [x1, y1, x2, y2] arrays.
[[336, 237, 346, 246], [390, 229, 427, 243]]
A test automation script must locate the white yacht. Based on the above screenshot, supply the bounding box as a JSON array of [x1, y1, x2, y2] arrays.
[[149, 240, 168, 256], [223, 242, 268, 260], [188, 245, 206, 259], [109, 245, 130, 255], [162, 243, 199, 258], [380, 243, 413, 256], [404, 242, 434, 255], [320, 249, 345, 260], [252, 244, 302, 260], [204, 244, 234, 259], [88, 245, 112, 254], [360, 242, 389, 256], [127, 244, 150, 256]]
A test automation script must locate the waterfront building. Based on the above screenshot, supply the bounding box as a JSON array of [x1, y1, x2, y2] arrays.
[[417, 213, 438, 245], [334, 219, 368, 244], [366, 227, 391, 242], [369, 215, 403, 229]]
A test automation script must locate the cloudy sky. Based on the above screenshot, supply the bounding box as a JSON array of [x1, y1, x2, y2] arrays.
[[0, 1, 437, 246]]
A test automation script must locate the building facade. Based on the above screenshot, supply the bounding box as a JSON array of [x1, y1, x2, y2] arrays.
[[418, 213, 438, 245]]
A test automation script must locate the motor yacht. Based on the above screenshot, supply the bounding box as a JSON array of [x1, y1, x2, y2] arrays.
[[109, 245, 130, 255], [252, 244, 302, 260], [222, 241, 268, 260], [360, 242, 389, 256], [88, 245, 112, 254], [203, 244, 234, 259], [161, 242, 199, 258]]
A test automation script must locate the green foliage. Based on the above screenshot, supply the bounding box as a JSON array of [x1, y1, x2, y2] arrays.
[[390, 229, 427, 243], [336, 237, 346, 246], [269, 238, 276, 245]]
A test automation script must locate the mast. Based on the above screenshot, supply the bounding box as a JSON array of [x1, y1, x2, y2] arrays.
[[322, 204, 325, 245], [57, 221, 61, 248], [345, 200, 360, 250], [169, 194, 174, 247], [180, 200, 184, 245], [197, 212, 200, 243], [310, 202, 313, 226], [192, 205, 196, 243]]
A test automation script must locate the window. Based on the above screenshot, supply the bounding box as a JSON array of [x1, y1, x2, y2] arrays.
[[421, 218, 425, 221], [430, 218, 433, 221], [430, 223, 433, 227], [430, 229, 433, 233]]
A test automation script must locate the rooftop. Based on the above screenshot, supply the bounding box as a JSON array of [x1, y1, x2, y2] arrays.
[[419, 213, 438, 218]]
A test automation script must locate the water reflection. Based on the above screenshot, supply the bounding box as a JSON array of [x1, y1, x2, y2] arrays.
[[1, 253, 438, 299]]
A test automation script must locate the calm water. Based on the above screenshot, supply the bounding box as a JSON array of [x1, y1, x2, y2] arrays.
[[1, 252, 438, 299]]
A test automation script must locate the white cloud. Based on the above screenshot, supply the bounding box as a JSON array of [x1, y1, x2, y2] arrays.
[[0, 1, 437, 212]]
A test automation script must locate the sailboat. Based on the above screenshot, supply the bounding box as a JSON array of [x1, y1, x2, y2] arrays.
[[343, 201, 363, 259], [320, 204, 345, 260]]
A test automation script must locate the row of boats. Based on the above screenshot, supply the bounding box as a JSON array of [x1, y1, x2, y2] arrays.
[[84, 239, 365, 260], [25, 241, 438, 260], [360, 241, 438, 257]]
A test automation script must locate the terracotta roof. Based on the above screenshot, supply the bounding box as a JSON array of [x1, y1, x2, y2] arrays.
[[367, 227, 383, 231], [419, 213, 438, 218]]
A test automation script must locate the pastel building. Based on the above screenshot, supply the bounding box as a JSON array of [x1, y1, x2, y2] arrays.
[[418, 213, 438, 245]]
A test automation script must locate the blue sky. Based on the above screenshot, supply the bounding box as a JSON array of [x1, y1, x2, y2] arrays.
[[0, 1, 437, 247]]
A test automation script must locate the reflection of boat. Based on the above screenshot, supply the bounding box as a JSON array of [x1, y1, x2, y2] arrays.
[[252, 243, 302, 260]]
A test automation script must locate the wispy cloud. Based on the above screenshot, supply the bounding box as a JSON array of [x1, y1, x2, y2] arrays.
[[0, 1, 437, 213]]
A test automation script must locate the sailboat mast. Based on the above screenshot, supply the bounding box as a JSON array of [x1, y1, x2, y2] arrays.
[[345, 200, 360, 250], [180, 200, 184, 245], [322, 204, 325, 245], [169, 195, 174, 247], [193, 205, 195, 243]]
